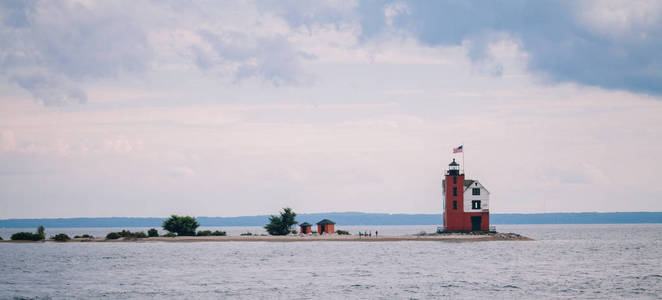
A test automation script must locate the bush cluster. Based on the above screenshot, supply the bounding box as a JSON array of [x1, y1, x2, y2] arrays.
[[240, 232, 253, 236], [105, 230, 147, 240], [196, 230, 226, 236], [147, 228, 159, 237], [336, 230, 350, 235], [11, 226, 45, 241], [163, 232, 177, 237], [52, 233, 71, 242], [74, 234, 93, 239], [106, 232, 121, 239], [11, 232, 42, 241]]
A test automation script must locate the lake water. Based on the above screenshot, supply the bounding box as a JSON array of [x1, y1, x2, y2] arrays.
[[1, 224, 661, 299]]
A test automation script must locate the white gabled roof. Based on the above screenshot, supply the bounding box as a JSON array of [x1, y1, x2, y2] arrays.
[[464, 179, 490, 194]]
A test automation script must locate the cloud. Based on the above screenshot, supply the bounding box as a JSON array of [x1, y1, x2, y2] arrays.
[[0, 1, 151, 105], [4, 0, 659, 107], [0, 130, 17, 152], [263, 0, 356, 31], [11, 72, 87, 105], [352, 0, 662, 95], [193, 30, 312, 85]]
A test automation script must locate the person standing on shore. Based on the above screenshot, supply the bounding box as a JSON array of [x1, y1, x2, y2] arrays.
[[375, 231, 378, 237]]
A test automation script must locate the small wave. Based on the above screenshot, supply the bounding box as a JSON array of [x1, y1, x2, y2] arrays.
[[503, 285, 520, 289], [347, 284, 375, 290]]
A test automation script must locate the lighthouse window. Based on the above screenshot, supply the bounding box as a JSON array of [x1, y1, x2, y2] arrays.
[[472, 200, 481, 209], [453, 177, 457, 184], [472, 188, 480, 195], [453, 201, 457, 210], [452, 187, 457, 196]]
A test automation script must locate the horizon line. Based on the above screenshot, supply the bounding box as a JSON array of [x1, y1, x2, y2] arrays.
[[2, 211, 662, 221]]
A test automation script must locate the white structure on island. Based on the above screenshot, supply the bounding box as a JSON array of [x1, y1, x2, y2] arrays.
[[462, 179, 490, 213]]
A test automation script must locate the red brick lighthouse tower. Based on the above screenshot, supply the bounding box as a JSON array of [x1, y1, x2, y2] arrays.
[[443, 159, 490, 231]]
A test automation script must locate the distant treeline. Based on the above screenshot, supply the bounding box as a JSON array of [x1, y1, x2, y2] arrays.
[[1, 212, 661, 228]]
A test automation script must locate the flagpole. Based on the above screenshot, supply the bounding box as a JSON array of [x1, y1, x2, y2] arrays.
[[462, 143, 465, 176]]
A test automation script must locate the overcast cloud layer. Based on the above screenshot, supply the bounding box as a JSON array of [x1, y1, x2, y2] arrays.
[[1, 0, 661, 218]]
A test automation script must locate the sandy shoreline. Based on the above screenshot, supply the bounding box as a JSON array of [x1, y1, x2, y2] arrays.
[[1, 232, 532, 243]]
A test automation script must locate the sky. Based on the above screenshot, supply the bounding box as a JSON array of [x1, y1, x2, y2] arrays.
[[1, 0, 661, 218]]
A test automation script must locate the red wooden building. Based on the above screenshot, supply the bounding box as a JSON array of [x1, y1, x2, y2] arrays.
[[316, 219, 335, 234], [442, 159, 491, 231], [299, 222, 312, 234]]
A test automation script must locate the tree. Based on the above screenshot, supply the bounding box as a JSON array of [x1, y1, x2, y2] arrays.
[[147, 228, 159, 237], [264, 207, 298, 235], [162, 215, 199, 236], [37, 226, 45, 240]]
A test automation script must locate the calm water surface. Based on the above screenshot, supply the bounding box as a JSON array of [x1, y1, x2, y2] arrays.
[[1, 224, 661, 299]]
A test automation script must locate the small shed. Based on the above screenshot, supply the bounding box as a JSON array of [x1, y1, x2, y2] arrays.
[[299, 222, 312, 234], [316, 219, 335, 234]]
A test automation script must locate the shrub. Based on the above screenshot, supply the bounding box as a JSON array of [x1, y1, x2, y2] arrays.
[[163, 232, 177, 237], [291, 229, 298, 234], [11, 226, 46, 241], [74, 234, 93, 239], [198, 230, 226, 236], [106, 232, 121, 239], [11, 232, 40, 240], [336, 230, 350, 235], [129, 231, 147, 239], [53, 233, 70, 242], [240, 232, 253, 236], [147, 228, 159, 237], [114, 230, 147, 239], [0, 236, 3, 240], [264, 207, 298, 235], [163, 215, 199, 236]]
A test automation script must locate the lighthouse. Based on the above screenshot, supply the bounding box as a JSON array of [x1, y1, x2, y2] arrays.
[[442, 159, 490, 231]]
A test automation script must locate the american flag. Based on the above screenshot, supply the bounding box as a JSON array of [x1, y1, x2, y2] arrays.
[[453, 145, 463, 153]]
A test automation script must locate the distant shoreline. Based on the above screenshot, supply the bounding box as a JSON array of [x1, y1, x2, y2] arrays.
[[0, 232, 533, 243], [2, 212, 661, 228]]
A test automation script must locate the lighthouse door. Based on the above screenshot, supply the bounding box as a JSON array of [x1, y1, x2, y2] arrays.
[[471, 216, 482, 231]]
